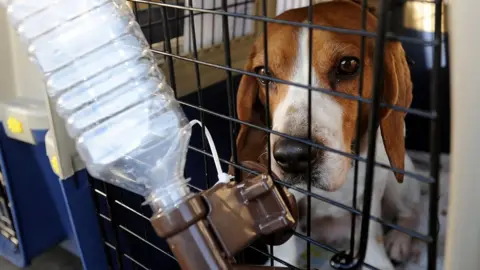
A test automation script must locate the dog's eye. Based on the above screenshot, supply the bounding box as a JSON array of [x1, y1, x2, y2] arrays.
[[336, 57, 360, 78], [254, 66, 273, 86]]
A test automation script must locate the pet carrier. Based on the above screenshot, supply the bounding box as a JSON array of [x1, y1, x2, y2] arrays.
[[0, 15, 65, 264], [0, 7, 108, 269], [0, 77, 65, 268]]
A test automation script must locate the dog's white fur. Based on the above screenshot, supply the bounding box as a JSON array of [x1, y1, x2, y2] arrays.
[[265, 28, 422, 269], [401, 152, 450, 270], [270, 27, 348, 193]]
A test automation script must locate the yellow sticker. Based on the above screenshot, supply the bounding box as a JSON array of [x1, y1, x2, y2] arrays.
[[50, 156, 61, 176], [6, 117, 23, 134]]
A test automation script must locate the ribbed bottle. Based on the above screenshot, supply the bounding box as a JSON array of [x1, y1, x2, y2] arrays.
[[3, 0, 193, 210]]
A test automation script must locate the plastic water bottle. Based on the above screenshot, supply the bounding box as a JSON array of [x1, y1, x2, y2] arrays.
[[3, 0, 193, 210]]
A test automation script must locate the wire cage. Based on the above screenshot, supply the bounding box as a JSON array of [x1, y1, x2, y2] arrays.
[[86, 0, 451, 269], [0, 168, 17, 247]]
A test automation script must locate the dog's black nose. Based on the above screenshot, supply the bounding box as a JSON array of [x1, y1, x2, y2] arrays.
[[273, 138, 318, 173]]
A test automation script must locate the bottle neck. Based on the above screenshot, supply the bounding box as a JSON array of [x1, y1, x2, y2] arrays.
[[146, 180, 192, 214]]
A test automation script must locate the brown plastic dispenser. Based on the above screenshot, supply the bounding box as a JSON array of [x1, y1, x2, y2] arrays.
[[151, 161, 298, 270]]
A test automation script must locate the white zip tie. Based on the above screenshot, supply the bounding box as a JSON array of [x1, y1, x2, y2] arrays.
[[189, 120, 234, 185]]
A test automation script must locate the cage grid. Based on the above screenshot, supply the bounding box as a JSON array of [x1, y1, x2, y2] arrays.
[[0, 169, 18, 247], [86, 0, 447, 269]]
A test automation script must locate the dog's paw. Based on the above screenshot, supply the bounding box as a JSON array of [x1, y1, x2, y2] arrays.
[[385, 230, 412, 263], [410, 240, 425, 263]]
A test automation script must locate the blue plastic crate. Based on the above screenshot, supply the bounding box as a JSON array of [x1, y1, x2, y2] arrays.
[[0, 124, 108, 269], [0, 126, 66, 267]]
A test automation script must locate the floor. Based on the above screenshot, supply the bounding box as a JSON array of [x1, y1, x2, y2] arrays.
[[0, 246, 83, 270]]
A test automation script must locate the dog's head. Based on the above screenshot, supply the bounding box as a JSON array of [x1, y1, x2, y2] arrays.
[[231, 1, 412, 192]]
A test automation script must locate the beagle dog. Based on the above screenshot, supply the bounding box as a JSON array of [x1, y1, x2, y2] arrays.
[[230, 1, 423, 269]]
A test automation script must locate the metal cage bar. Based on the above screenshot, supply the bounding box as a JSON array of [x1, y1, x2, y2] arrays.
[[350, 0, 369, 257], [428, 0, 444, 268], [260, 0, 274, 265]]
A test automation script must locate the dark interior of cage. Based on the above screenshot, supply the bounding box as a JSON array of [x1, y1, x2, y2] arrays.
[[88, 3, 450, 270], [135, 3, 185, 45]]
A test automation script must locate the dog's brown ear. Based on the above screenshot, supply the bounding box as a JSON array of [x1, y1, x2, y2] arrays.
[[380, 41, 413, 183], [228, 52, 267, 176]]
